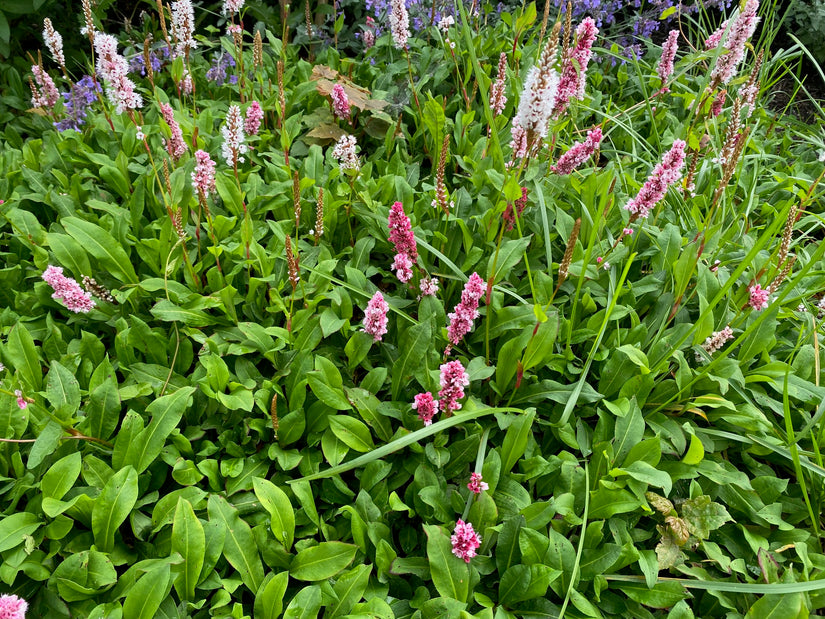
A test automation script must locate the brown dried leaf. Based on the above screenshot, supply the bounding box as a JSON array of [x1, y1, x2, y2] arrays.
[[312, 65, 389, 113], [646, 492, 675, 516], [306, 123, 347, 141]]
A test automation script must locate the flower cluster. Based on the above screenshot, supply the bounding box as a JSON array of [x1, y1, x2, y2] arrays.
[[698, 326, 734, 360], [43, 18, 65, 69], [192, 150, 217, 198], [438, 360, 470, 414], [0, 593, 26, 618], [446, 273, 484, 353], [419, 277, 439, 297], [129, 48, 167, 76], [30, 65, 59, 109], [363, 291, 389, 341], [245, 101, 264, 135], [553, 17, 598, 117], [94, 33, 143, 113], [624, 140, 686, 220], [387, 202, 416, 283], [467, 472, 489, 494], [512, 36, 559, 152], [490, 52, 508, 117], [42, 265, 96, 313], [223, 0, 245, 16], [658, 30, 679, 86], [412, 392, 438, 425], [748, 284, 769, 310], [159, 102, 187, 160], [206, 53, 237, 86], [221, 104, 247, 167], [362, 17, 377, 49], [331, 84, 350, 121], [332, 135, 360, 171], [551, 127, 602, 175], [502, 187, 529, 231], [389, 0, 411, 49], [451, 519, 481, 563], [54, 76, 101, 132], [171, 0, 197, 57], [15, 390, 28, 411], [710, 0, 760, 86]]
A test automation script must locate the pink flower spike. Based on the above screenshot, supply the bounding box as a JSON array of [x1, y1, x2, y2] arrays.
[[419, 277, 439, 297], [388, 201, 417, 260], [551, 127, 602, 175], [362, 291, 389, 341], [748, 284, 769, 310], [221, 104, 248, 167], [30, 65, 59, 108], [0, 593, 27, 618], [192, 150, 217, 198], [42, 265, 95, 313], [159, 102, 187, 160], [490, 52, 508, 117], [658, 30, 679, 85], [439, 360, 469, 414], [389, 0, 410, 49], [622, 227, 633, 236], [245, 101, 264, 136], [412, 392, 438, 426], [94, 32, 143, 113], [624, 140, 686, 220], [446, 273, 485, 353], [392, 253, 413, 283], [553, 17, 599, 117], [14, 390, 28, 411], [710, 0, 760, 86], [331, 84, 350, 121], [451, 519, 481, 563], [467, 472, 488, 494]]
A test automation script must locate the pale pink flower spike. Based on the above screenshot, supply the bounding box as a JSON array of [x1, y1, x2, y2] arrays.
[[363, 291, 389, 341]]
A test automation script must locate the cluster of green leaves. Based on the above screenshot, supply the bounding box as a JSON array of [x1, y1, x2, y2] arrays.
[[1, 0, 825, 618]]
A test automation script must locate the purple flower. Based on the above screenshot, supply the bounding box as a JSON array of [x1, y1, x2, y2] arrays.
[[54, 75, 100, 131], [451, 519, 481, 563], [363, 291, 389, 341], [206, 52, 237, 86]]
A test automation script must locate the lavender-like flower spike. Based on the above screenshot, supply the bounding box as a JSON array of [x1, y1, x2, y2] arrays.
[[171, 0, 197, 58], [43, 18, 65, 69], [159, 102, 187, 160], [658, 30, 679, 86], [389, 0, 411, 49], [221, 104, 248, 167], [363, 291, 389, 341], [624, 140, 686, 220], [490, 52, 508, 116]]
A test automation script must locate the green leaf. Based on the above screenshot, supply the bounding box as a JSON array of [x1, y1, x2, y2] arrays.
[[611, 461, 673, 496], [92, 465, 138, 552], [83, 372, 120, 440], [254, 572, 289, 619], [681, 433, 705, 465], [62, 216, 138, 284], [681, 495, 732, 539], [327, 564, 372, 618], [499, 564, 560, 604], [0, 512, 40, 552], [7, 323, 41, 390], [27, 420, 63, 469], [589, 487, 640, 519], [289, 542, 358, 581], [150, 300, 217, 327], [124, 386, 196, 474], [329, 415, 375, 452], [391, 320, 432, 400], [424, 524, 469, 602], [618, 581, 687, 608], [500, 409, 535, 474], [488, 237, 531, 284], [307, 356, 351, 410], [47, 232, 91, 279], [252, 477, 295, 550], [122, 564, 172, 619], [283, 585, 322, 619], [207, 495, 264, 593], [172, 498, 205, 601], [46, 360, 81, 417], [51, 549, 117, 602], [41, 451, 82, 500], [746, 593, 805, 618]]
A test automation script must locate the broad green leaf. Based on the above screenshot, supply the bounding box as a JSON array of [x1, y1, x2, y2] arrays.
[[150, 300, 217, 327], [51, 549, 117, 602], [252, 477, 295, 550], [289, 541, 358, 581], [46, 360, 81, 417], [122, 564, 172, 619], [27, 420, 63, 469], [92, 465, 138, 552], [329, 415, 375, 452], [327, 564, 372, 618], [611, 461, 673, 496], [681, 495, 732, 539], [82, 372, 120, 440], [7, 323, 41, 390], [500, 409, 535, 474], [424, 524, 469, 602], [207, 495, 264, 593], [124, 386, 196, 474], [496, 515, 524, 575], [589, 487, 640, 519], [47, 232, 91, 278], [487, 237, 531, 284], [283, 585, 322, 619], [499, 564, 559, 605], [746, 592, 805, 619], [307, 356, 351, 410], [62, 216, 138, 284], [41, 451, 82, 500], [391, 320, 432, 400], [0, 512, 40, 552], [619, 581, 687, 608], [254, 572, 289, 619], [172, 499, 205, 601], [681, 433, 705, 465]]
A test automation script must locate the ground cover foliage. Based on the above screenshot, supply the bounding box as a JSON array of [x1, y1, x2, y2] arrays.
[[1, 0, 825, 617]]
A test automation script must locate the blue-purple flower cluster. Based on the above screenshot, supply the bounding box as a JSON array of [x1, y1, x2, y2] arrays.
[[206, 52, 238, 86], [54, 75, 101, 132], [128, 47, 169, 76]]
